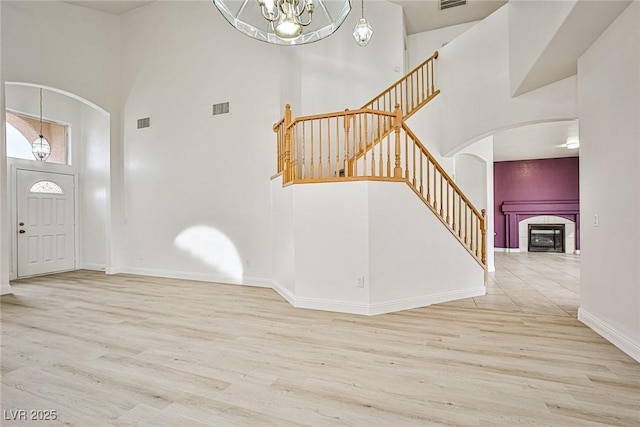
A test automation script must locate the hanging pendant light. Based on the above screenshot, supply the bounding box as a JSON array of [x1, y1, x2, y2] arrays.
[[32, 88, 51, 162], [353, 0, 373, 47]]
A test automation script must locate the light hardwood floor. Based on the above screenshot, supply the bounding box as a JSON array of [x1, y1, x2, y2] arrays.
[[1, 253, 638, 426]]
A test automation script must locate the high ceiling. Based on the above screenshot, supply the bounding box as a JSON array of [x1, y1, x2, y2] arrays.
[[64, 1, 507, 34], [62, 0, 575, 162], [390, 0, 507, 34]]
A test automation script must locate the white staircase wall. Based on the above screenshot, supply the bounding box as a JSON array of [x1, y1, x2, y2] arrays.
[[367, 181, 485, 313], [270, 178, 485, 315]]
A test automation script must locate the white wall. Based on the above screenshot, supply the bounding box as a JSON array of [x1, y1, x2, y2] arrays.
[[271, 175, 296, 298], [289, 0, 405, 116], [577, 1, 640, 362], [79, 104, 109, 269], [119, 1, 279, 285], [407, 20, 479, 69], [1, 0, 122, 273], [421, 4, 578, 156], [368, 182, 485, 309], [293, 181, 370, 310], [270, 179, 485, 315], [0, 2, 9, 294], [508, 0, 575, 96]]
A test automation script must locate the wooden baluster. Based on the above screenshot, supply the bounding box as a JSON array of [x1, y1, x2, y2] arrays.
[[433, 163, 438, 210], [452, 193, 457, 232], [471, 215, 476, 256], [343, 112, 350, 177], [407, 133, 412, 182], [481, 209, 487, 265], [326, 118, 331, 178], [335, 117, 340, 178], [458, 194, 462, 237], [387, 121, 392, 177], [284, 104, 292, 182], [426, 159, 430, 203], [419, 149, 424, 195], [464, 205, 469, 244], [296, 122, 307, 179], [393, 105, 403, 178], [446, 181, 450, 226], [318, 119, 323, 179], [309, 120, 314, 180], [439, 173, 444, 217]]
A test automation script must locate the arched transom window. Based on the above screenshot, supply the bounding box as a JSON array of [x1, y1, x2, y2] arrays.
[[30, 181, 64, 194]]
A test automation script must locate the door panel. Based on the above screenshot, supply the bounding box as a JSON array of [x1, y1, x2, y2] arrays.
[[17, 170, 75, 277]]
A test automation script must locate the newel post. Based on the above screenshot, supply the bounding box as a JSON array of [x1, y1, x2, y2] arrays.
[[284, 104, 292, 183], [393, 104, 403, 178]]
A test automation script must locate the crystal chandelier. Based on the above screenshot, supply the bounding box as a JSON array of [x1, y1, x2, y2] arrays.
[[213, 0, 351, 45], [32, 88, 51, 162]]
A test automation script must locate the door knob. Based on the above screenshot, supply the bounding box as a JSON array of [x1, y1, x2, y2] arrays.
[[19, 230, 26, 234], [19, 222, 24, 226]]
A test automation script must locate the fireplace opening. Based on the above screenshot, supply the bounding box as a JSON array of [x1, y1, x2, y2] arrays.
[[528, 224, 565, 253]]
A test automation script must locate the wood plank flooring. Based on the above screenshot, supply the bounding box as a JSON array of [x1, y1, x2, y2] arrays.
[[1, 253, 638, 426]]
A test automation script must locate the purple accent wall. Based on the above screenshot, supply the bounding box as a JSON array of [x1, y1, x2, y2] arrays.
[[494, 157, 580, 249]]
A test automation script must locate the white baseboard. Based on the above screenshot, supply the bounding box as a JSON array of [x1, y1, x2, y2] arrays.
[[270, 280, 296, 306], [78, 263, 106, 271], [368, 286, 486, 315], [295, 296, 370, 316], [494, 248, 521, 253], [105, 266, 123, 275], [269, 284, 486, 316], [116, 266, 273, 289], [578, 308, 640, 363], [0, 283, 12, 296]]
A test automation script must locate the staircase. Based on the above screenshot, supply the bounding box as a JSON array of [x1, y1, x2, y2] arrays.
[[273, 51, 486, 270]]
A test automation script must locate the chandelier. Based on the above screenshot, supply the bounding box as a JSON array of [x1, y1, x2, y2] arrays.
[[213, 0, 352, 45], [353, 0, 373, 47]]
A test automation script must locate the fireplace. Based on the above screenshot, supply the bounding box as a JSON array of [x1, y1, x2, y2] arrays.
[[528, 224, 565, 253]]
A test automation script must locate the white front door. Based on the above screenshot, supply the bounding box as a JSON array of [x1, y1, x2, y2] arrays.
[[16, 170, 75, 277]]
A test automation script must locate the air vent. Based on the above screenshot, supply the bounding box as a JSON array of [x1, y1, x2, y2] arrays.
[[213, 102, 230, 116], [137, 117, 151, 129], [440, 0, 467, 10]]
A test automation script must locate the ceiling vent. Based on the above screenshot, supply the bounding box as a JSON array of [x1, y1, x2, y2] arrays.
[[213, 102, 230, 116], [440, 0, 467, 11], [137, 117, 150, 129]]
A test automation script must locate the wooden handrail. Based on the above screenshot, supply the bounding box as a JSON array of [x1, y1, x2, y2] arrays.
[[361, 50, 439, 118], [289, 107, 395, 128], [401, 124, 483, 219], [271, 52, 487, 268]]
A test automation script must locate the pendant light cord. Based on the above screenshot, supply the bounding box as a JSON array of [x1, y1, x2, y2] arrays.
[[361, 0, 364, 18], [39, 88, 43, 138]]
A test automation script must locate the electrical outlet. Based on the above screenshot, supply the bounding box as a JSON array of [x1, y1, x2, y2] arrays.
[[593, 214, 599, 227], [356, 276, 365, 288], [246, 259, 251, 268]]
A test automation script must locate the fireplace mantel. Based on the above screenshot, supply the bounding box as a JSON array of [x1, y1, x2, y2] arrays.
[[500, 200, 580, 250]]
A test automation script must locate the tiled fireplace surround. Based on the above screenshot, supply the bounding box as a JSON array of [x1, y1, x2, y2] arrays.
[[501, 200, 580, 254]]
